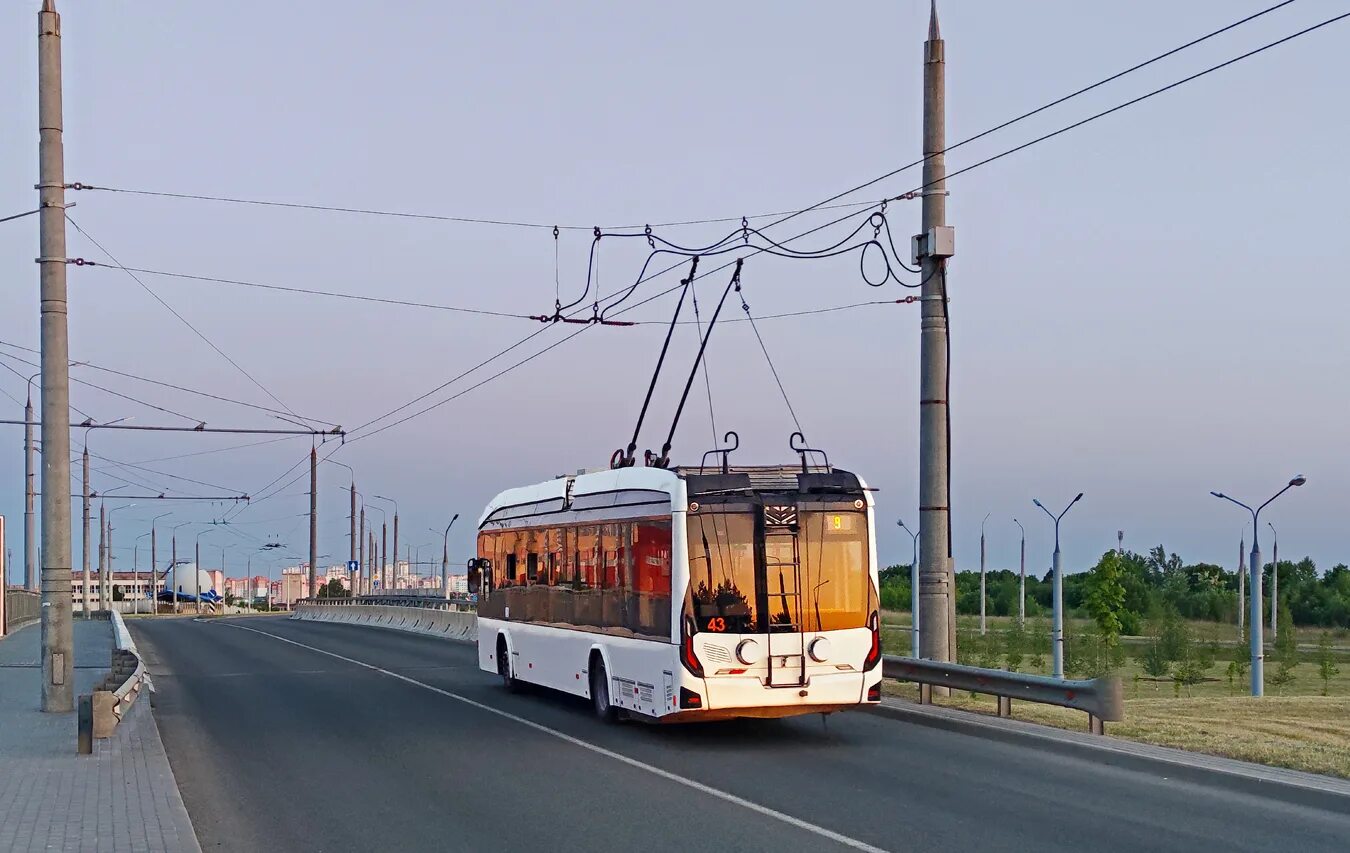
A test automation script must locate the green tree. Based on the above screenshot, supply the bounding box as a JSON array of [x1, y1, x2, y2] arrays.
[[1316, 632, 1340, 696], [1003, 621, 1026, 673], [1086, 551, 1128, 647], [1137, 639, 1170, 680], [317, 578, 350, 599]]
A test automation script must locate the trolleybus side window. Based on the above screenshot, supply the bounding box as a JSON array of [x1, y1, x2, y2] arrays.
[[476, 519, 673, 640]]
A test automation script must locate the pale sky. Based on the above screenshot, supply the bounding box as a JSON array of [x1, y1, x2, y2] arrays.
[[2, 1, 1347, 585]]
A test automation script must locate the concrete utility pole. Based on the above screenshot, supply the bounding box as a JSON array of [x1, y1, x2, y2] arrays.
[[308, 446, 318, 601], [37, 0, 75, 712], [1117, 530, 1124, 555], [381, 523, 387, 592], [0, 517, 6, 634], [979, 513, 989, 635], [24, 381, 37, 591], [1211, 476, 1306, 697], [917, 0, 956, 666], [348, 480, 357, 593], [81, 444, 90, 616], [1238, 534, 1245, 634], [1035, 493, 1083, 679], [1013, 518, 1026, 625], [358, 505, 365, 596], [97, 503, 105, 611], [1268, 522, 1278, 640], [1, 517, 7, 633]]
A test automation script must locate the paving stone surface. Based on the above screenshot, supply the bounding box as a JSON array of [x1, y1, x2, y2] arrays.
[[0, 619, 201, 852]]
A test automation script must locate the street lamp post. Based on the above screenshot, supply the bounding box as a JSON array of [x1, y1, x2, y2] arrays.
[[1033, 493, 1083, 679], [438, 515, 459, 599], [169, 521, 197, 613], [195, 528, 216, 615], [1211, 476, 1306, 696], [1268, 521, 1279, 641], [105, 504, 137, 611], [980, 513, 990, 636], [366, 503, 386, 593], [147, 512, 170, 615], [897, 520, 920, 657], [24, 371, 39, 592], [135, 531, 152, 615], [373, 496, 398, 591], [1013, 518, 1026, 626]]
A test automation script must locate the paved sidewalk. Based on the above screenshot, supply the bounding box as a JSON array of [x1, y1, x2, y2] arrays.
[[0, 620, 201, 852]]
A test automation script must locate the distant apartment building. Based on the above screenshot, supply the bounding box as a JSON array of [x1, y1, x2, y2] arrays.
[[72, 571, 162, 611]]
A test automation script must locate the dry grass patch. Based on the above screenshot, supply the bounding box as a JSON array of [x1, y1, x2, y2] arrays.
[[882, 681, 1350, 778]]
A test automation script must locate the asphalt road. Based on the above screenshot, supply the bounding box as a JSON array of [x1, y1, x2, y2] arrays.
[[130, 617, 1350, 853]]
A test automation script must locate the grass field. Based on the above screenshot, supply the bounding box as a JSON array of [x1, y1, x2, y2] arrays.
[[878, 610, 1350, 777]]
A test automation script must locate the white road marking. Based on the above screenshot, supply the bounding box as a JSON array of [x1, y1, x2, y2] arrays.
[[225, 622, 890, 853]]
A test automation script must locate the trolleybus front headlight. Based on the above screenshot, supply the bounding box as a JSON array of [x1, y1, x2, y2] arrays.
[[807, 636, 832, 663], [735, 638, 762, 666]]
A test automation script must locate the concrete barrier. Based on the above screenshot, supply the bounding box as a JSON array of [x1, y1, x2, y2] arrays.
[[292, 602, 478, 643]]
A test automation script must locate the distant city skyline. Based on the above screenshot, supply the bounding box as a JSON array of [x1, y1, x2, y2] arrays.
[[2, 1, 1346, 584]]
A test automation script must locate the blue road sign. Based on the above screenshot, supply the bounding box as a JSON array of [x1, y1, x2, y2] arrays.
[[346, 560, 359, 572]]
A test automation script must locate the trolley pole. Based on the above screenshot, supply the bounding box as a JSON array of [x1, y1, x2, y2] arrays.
[[917, 1, 955, 667]]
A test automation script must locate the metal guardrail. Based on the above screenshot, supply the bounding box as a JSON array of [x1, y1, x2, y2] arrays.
[[882, 655, 1124, 734], [3, 588, 41, 636], [78, 610, 149, 752]]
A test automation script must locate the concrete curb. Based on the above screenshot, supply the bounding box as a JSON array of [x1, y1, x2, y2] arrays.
[[868, 698, 1350, 813]]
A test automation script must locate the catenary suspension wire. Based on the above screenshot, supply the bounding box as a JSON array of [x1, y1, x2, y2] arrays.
[[0, 349, 201, 424], [75, 265, 532, 321], [738, 284, 803, 436], [0, 357, 97, 420], [66, 183, 880, 232], [689, 273, 718, 446], [0, 339, 337, 426], [65, 214, 308, 425], [886, 9, 1350, 207], [63, 2, 1295, 239]]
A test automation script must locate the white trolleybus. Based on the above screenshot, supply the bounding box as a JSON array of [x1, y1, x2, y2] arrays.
[[470, 448, 882, 722]]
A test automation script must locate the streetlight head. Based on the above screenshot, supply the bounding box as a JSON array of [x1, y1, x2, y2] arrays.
[[1032, 499, 1044, 509], [1210, 491, 1224, 499], [1290, 475, 1307, 487], [1072, 493, 1084, 504]]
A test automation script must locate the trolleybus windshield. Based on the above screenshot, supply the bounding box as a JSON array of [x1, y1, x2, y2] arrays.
[[685, 507, 870, 634]]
